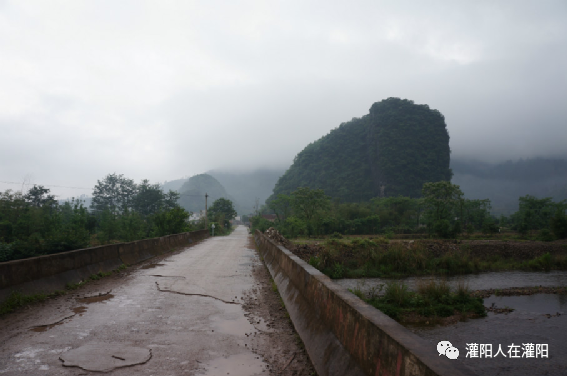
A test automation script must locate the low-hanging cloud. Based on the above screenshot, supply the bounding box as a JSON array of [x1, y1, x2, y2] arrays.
[[0, 0, 565, 198]]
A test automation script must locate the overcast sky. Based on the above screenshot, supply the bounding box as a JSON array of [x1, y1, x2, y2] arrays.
[[1, 0, 566, 198]]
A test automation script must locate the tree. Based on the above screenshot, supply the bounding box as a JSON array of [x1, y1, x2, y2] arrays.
[[153, 207, 190, 236], [291, 187, 330, 236], [268, 194, 292, 222], [422, 181, 463, 237], [207, 198, 237, 225], [91, 173, 137, 215], [24, 185, 56, 207], [132, 179, 167, 216]]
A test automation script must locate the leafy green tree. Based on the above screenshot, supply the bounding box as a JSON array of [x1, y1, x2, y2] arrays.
[[291, 187, 330, 236], [132, 179, 163, 216], [24, 185, 56, 207], [91, 173, 137, 215], [551, 211, 567, 239], [511, 195, 563, 234], [153, 207, 190, 236], [422, 181, 463, 237], [207, 198, 237, 226], [268, 194, 292, 222]]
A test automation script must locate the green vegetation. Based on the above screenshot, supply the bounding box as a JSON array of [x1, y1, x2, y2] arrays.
[[0, 173, 203, 262], [207, 197, 237, 236], [353, 280, 486, 322], [305, 239, 567, 279], [254, 180, 567, 242], [269, 98, 451, 203]]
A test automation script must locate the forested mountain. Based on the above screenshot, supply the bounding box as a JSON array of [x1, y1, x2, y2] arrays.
[[207, 169, 285, 215], [452, 157, 567, 215], [177, 174, 232, 214], [269, 98, 452, 202], [161, 178, 189, 193]]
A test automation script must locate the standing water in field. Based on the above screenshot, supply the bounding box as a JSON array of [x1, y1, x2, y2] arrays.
[[336, 270, 567, 296]]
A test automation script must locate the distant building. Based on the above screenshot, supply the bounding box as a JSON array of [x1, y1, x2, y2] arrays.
[[189, 210, 205, 223], [261, 214, 277, 222]]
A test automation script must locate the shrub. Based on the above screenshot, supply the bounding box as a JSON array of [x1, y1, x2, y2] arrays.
[[330, 263, 345, 279], [330, 232, 343, 239], [537, 229, 554, 242]]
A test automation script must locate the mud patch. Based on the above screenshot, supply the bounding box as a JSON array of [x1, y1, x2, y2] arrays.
[[59, 343, 151, 372], [29, 314, 75, 332], [72, 306, 87, 315], [142, 263, 165, 269], [30, 321, 65, 333], [76, 292, 114, 304], [241, 236, 317, 375], [196, 352, 266, 376]]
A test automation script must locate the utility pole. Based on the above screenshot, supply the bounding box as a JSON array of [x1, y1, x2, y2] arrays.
[[205, 193, 209, 227]]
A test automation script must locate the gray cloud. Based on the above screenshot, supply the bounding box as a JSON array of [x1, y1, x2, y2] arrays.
[[0, 0, 566, 198]]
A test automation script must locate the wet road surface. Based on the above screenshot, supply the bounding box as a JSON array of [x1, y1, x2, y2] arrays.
[[0, 226, 310, 375]]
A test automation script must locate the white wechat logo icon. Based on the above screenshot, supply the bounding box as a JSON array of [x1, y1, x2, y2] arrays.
[[437, 341, 459, 359]]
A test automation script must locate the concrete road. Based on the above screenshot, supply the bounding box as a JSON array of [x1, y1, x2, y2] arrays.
[[0, 226, 311, 375]]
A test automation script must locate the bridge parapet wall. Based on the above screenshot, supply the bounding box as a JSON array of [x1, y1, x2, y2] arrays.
[[254, 230, 476, 376], [0, 229, 209, 301]]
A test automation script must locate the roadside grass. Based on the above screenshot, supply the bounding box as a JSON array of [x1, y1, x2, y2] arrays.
[[306, 237, 567, 279], [352, 280, 486, 322], [0, 264, 128, 316]]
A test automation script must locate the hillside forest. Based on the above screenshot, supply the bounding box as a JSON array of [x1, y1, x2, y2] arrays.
[[269, 98, 452, 202]]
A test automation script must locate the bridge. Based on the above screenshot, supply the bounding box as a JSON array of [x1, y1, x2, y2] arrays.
[[0, 226, 474, 375]]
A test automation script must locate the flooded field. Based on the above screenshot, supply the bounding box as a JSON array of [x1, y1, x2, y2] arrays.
[[410, 293, 567, 376], [337, 272, 567, 376], [336, 270, 567, 295]]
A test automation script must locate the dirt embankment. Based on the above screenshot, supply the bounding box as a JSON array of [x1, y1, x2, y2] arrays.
[[263, 228, 567, 263]]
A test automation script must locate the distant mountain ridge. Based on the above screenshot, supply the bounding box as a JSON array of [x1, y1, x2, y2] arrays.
[[160, 169, 285, 215], [451, 157, 567, 215], [177, 174, 232, 214]]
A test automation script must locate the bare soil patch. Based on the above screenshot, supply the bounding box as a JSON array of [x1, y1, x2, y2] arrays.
[[244, 236, 317, 376]]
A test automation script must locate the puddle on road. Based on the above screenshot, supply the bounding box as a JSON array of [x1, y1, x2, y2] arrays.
[[209, 302, 258, 337], [141, 263, 165, 269], [197, 352, 266, 376], [212, 314, 256, 337], [76, 293, 114, 304]]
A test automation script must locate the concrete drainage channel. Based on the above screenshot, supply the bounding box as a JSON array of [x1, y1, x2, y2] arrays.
[[254, 229, 477, 376]]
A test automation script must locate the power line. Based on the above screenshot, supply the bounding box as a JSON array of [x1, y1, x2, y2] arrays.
[[0, 180, 91, 190]]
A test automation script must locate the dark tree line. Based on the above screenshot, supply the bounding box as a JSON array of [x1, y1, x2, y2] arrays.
[[0, 174, 203, 263], [253, 183, 567, 240]]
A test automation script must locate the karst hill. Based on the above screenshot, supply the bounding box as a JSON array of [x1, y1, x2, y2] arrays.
[[269, 97, 452, 202]]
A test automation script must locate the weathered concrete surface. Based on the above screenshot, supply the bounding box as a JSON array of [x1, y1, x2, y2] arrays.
[[255, 230, 477, 376], [0, 226, 311, 375], [0, 229, 209, 301], [59, 343, 151, 372]]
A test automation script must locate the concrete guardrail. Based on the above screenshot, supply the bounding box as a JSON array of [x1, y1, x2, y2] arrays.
[[254, 230, 476, 376], [0, 229, 209, 301]]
